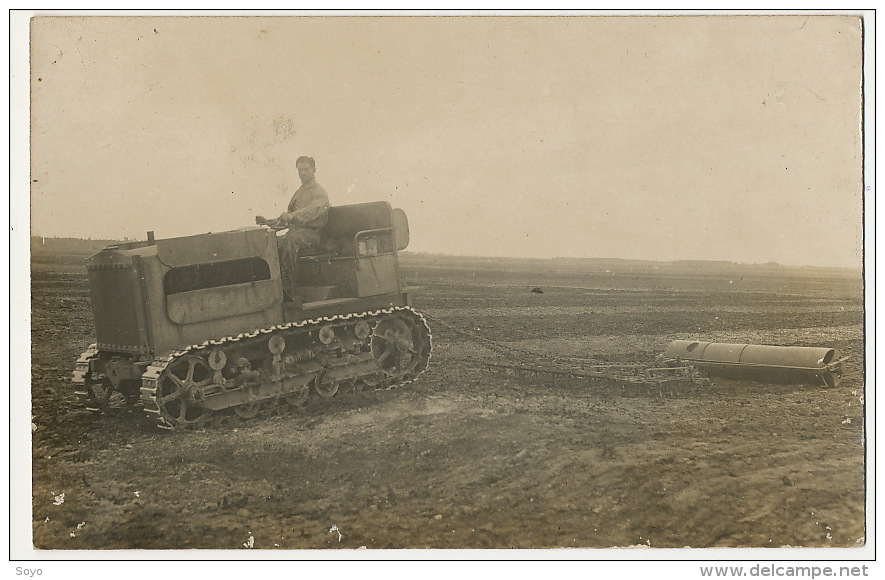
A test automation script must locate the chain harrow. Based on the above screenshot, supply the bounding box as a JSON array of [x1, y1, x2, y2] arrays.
[[420, 311, 696, 389]]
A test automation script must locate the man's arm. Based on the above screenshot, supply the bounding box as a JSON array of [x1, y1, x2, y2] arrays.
[[255, 215, 284, 228], [286, 187, 331, 227]]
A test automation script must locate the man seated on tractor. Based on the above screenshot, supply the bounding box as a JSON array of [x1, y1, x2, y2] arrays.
[[256, 155, 330, 300]]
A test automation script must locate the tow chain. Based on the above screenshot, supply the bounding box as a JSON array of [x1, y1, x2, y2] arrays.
[[420, 311, 696, 388]]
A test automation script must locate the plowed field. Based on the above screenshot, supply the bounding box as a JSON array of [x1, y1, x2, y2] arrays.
[[28, 244, 866, 551]]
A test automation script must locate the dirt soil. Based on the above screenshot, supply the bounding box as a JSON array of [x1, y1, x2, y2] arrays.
[[28, 246, 866, 551]]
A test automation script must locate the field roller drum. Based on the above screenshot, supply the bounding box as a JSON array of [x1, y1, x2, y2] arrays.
[[661, 340, 847, 387]]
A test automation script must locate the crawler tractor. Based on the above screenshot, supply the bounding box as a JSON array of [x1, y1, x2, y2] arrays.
[[72, 202, 432, 429]]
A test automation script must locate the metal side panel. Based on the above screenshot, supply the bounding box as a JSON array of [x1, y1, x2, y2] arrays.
[[140, 255, 285, 356], [324, 202, 394, 240], [87, 265, 146, 353], [165, 279, 281, 325], [319, 255, 399, 298], [156, 228, 273, 267], [284, 292, 411, 321]]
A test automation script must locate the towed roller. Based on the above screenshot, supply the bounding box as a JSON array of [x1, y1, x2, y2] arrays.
[[662, 340, 847, 387]]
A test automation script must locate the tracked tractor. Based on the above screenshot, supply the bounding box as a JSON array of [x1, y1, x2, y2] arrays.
[[72, 201, 432, 429]]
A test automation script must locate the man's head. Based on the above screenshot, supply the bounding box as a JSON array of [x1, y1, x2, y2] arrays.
[[296, 156, 316, 185]]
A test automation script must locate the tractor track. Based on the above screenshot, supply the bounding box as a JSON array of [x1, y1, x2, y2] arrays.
[[75, 306, 432, 430]]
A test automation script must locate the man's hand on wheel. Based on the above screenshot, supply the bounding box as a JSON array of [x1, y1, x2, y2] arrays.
[[256, 215, 286, 229]]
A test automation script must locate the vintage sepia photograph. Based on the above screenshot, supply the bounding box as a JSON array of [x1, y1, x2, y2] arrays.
[[13, 9, 873, 569]]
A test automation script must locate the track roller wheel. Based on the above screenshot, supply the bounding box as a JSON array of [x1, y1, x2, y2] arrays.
[[361, 372, 384, 389], [80, 376, 139, 414], [283, 377, 310, 408], [234, 402, 261, 419], [370, 313, 431, 382], [78, 376, 116, 413], [155, 355, 214, 429], [315, 373, 340, 398]]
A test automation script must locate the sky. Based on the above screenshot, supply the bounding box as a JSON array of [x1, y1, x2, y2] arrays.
[[25, 14, 866, 267]]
